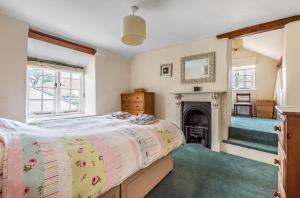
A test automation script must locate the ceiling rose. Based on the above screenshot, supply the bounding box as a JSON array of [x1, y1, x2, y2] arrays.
[[121, 6, 146, 46]]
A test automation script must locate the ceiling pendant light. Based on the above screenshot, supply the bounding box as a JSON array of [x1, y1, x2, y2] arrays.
[[122, 6, 146, 46]]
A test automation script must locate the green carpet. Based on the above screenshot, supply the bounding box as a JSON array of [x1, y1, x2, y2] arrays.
[[228, 117, 278, 149], [146, 144, 277, 198], [231, 116, 278, 133], [223, 138, 278, 154]]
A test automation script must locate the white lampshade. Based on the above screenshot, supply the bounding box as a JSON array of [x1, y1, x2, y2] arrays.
[[122, 15, 146, 46], [232, 38, 243, 50]]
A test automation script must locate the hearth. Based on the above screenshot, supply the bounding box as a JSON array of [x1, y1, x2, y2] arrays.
[[182, 101, 211, 148]]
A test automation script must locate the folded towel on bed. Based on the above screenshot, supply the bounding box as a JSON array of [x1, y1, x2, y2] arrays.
[[111, 111, 132, 119], [129, 114, 158, 125]]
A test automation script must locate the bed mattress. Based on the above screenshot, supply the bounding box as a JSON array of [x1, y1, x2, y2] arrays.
[[0, 116, 184, 198]]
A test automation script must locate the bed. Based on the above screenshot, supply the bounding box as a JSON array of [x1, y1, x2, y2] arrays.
[[0, 115, 184, 198]]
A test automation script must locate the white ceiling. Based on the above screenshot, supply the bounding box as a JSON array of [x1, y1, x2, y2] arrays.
[[243, 29, 283, 60], [0, 0, 300, 57]]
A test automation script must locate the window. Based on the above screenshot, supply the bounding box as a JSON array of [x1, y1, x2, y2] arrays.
[[60, 71, 82, 112], [232, 65, 255, 90], [27, 66, 84, 116]]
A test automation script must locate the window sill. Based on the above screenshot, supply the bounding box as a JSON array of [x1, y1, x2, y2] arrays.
[[26, 113, 95, 123]]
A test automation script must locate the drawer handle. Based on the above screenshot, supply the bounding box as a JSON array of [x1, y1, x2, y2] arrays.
[[273, 191, 281, 198], [273, 125, 281, 132], [273, 159, 281, 165]]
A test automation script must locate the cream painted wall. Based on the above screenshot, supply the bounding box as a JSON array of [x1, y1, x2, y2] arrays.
[[283, 21, 300, 106], [231, 48, 278, 114], [0, 13, 131, 120], [85, 55, 96, 115], [95, 49, 131, 115], [0, 14, 29, 122], [131, 38, 230, 124]]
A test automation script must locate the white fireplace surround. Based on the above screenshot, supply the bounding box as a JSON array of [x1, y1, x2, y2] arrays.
[[172, 91, 226, 152]]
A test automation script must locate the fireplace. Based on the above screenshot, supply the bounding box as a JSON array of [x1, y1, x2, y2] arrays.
[[173, 91, 225, 152], [182, 101, 211, 148]]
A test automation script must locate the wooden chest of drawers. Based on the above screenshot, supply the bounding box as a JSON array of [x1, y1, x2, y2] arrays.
[[121, 91, 155, 115], [273, 106, 300, 198]]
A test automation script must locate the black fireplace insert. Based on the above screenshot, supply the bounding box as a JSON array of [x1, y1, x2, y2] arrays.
[[181, 101, 211, 148]]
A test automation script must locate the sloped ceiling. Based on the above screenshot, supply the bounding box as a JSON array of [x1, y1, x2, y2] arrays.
[[243, 29, 283, 60], [0, 0, 299, 57]]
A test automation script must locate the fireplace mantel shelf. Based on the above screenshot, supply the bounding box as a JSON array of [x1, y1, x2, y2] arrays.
[[171, 90, 227, 109]]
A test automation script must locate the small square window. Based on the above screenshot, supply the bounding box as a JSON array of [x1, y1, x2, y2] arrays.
[[232, 66, 255, 90]]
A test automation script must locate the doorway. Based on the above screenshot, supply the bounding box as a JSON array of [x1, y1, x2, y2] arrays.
[[225, 29, 283, 154]]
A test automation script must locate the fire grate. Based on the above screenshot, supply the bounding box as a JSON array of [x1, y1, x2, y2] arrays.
[[185, 126, 209, 147]]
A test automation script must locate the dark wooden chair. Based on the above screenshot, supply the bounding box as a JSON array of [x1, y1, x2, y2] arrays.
[[234, 93, 252, 117]]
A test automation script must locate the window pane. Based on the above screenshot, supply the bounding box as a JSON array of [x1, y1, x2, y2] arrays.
[[61, 78, 70, 89], [43, 76, 55, 88], [244, 76, 252, 81], [236, 70, 243, 76], [29, 75, 43, 88], [29, 100, 41, 113], [70, 99, 80, 111], [245, 70, 252, 75], [61, 71, 71, 89], [72, 73, 80, 79], [61, 89, 70, 99], [71, 89, 80, 97], [43, 100, 54, 112], [43, 88, 55, 99], [237, 85, 244, 89], [238, 76, 245, 83], [245, 82, 252, 89], [29, 87, 41, 99], [71, 79, 80, 89], [29, 68, 43, 76], [70, 89, 80, 111], [232, 83, 236, 89], [43, 68, 55, 77], [61, 89, 71, 111], [61, 72, 71, 78], [60, 100, 70, 111]]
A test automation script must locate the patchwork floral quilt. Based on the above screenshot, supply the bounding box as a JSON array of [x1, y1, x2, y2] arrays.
[[0, 116, 184, 198]]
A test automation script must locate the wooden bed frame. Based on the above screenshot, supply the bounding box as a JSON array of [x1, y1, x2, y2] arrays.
[[99, 153, 173, 198]]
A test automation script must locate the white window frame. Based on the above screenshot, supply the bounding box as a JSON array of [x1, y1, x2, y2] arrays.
[[232, 65, 256, 91], [26, 66, 85, 118]]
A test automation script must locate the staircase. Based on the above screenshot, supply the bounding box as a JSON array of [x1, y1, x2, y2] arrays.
[[223, 116, 278, 155]]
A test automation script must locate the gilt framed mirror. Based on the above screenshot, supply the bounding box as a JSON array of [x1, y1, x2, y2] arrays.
[[181, 52, 216, 84]]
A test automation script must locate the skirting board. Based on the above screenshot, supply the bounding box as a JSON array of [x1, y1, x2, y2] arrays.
[[221, 142, 277, 165], [211, 144, 220, 152]]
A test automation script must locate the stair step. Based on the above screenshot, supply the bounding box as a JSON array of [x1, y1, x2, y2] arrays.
[[228, 126, 278, 146], [223, 138, 278, 155]]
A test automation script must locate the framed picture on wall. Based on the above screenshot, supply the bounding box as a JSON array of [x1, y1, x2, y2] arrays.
[[160, 63, 172, 77]]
